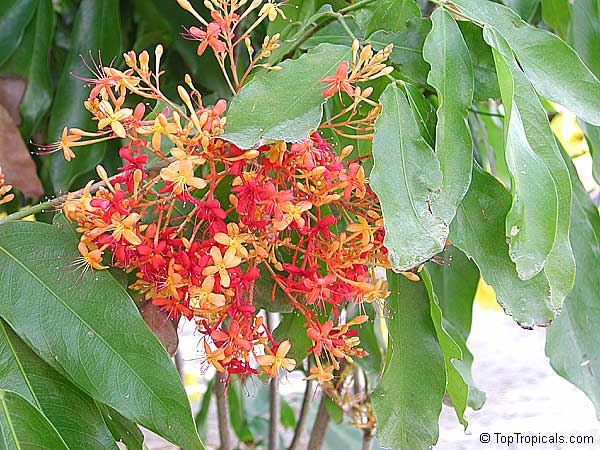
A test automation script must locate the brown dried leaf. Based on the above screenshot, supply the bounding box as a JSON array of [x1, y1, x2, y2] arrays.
[[0, 77, 27, 125], [139, 302, 179, 356], [0, 103, 42, 198]]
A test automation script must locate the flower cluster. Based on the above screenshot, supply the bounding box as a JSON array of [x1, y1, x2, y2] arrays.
[[52, 0, 399, 385]]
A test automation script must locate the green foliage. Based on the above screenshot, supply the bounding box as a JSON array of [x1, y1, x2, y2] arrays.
[[3, 1, 600, 449], [0, 221, 202, 450], [371, 83, 446, 271], [372, 272, 445, 450]]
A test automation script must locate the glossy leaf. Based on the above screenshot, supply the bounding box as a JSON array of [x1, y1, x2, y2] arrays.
[[405, 83, 436, 149], [0, 0, 37, 67], [546, 148, 600, 418], [452, 0, 600, 126], [273, 312, 311, 365], [368, 18, 432, 86], [0, 0, 55, 138], [221, 43, 351, 149], [0, 389, 70, 450], [98, 403, 144, 450], [541, 0, 570, 38], [0, 221, 203, 450], [423, 9, 474, 224], [354, 0, 420, 36], [502, 0, 540, 21], [372, 271, 445, 450], [426, 246, 486, 410], [568, 0, 600, 184], [421, 269, 469, 427], [486, 27, 575, 303], [0, 319, 117, 450], [449, 168, 555, 328], [46, 0, 121, 193], [371, 83, 447, 271], [458, 21, 500, 101], [195, 376, 215, 441]]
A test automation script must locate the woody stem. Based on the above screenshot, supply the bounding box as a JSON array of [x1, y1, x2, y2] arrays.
[[215, 371, 233, 450]]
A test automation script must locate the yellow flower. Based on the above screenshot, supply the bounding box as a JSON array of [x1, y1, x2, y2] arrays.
[[213, 225, 250, 259], [189, 276, 226, 310], [97, 100, 133, 138], [111, 213, 142, 245], [259, 0, 287, 21], [274, 201, 312, 231], [256, 340, 296, 377], [202, 246, 242, 288], [77, 241, 107, 270], [346, 215, 375, 248], [160, 158, 207, 194], [203, 340, 227, 372]]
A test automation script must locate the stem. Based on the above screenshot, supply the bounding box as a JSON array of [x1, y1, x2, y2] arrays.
[[215, 372, 233, 450], [282, 0, 377, 60], [0, 160, 171, 224], [288, 378, 314, 450], [269, 375, 281, 450], [362, 429, 374, 450], [306, 394, 330, 450]]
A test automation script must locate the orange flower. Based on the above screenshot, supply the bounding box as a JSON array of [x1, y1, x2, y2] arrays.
[[274, 201, 312, 231], [202, 246, 242, 288], [305, 361, 334, 382], [203, 340, 227, 372], [320, 61, 355, 98], [189, 275, 226, 310], [346, 215, 374, 248], [160, 158, 207, 194], [256, 340, 296, 377], [97, 101, 133, 138], [77, 241, 107, 271], [111, 213, 142, 245], [213, 224, 250, 259]]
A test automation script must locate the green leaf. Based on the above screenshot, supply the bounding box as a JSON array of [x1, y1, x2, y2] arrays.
[[300, 18, 364, 49], [568, 0, 600, 184], [541, 0, 570, 38], [426, 246, 486, 411], [458, 21, 500, 101], [354, 305, 383, 383], [423, 9, 474, 225], [452, 0, 600, 126], [46, 0, 121, 193], [0, 389, 70, 450], [273, 312, 310, 365], [98, 403, 144, 450], [371, 83, 447, 271], [372, 272, 445, 450], [502, 0, 540, 21], [253, 266, 293, 313], [405, 84, 436, 149], [227, 378, 254, 443], [545, 147, 600, 418], [0, 319, 118, 450], [0, 0, 37, 66], [0, 221, 203, 450], [449, 168, 555, 327], [354, 0, 420, 36], [195, 377, 215, 441], [222, 43, 351, 149], [0, 0, 55, 138], [486, 27, 575, 304], [368, 18, 432, 86]]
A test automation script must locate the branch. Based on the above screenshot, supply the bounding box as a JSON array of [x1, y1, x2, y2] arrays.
[[214, 372, 233, 450], [306, 393, 330, 450], [0, 159, 170, 224], [288, 378, 314, 450], [269, 375, 281, 450], [362, 429, 374, 450]]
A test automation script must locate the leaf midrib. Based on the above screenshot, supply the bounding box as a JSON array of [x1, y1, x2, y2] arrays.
[[0, 242, 177, 427]]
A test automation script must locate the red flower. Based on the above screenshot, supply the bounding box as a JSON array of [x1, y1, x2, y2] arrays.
[[320, 61, 355, 97]]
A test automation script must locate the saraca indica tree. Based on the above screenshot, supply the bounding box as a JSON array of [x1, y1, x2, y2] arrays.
[[0, 0, 599, 449]]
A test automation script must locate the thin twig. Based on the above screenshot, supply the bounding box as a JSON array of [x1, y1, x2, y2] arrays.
[[362, 429, 374, 450], [269, 375, 281, 450], [306, 393, 330, 450], [214, 372, 233, 450], [288, 378, 314, 450], [0, 159, 170, 224]]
